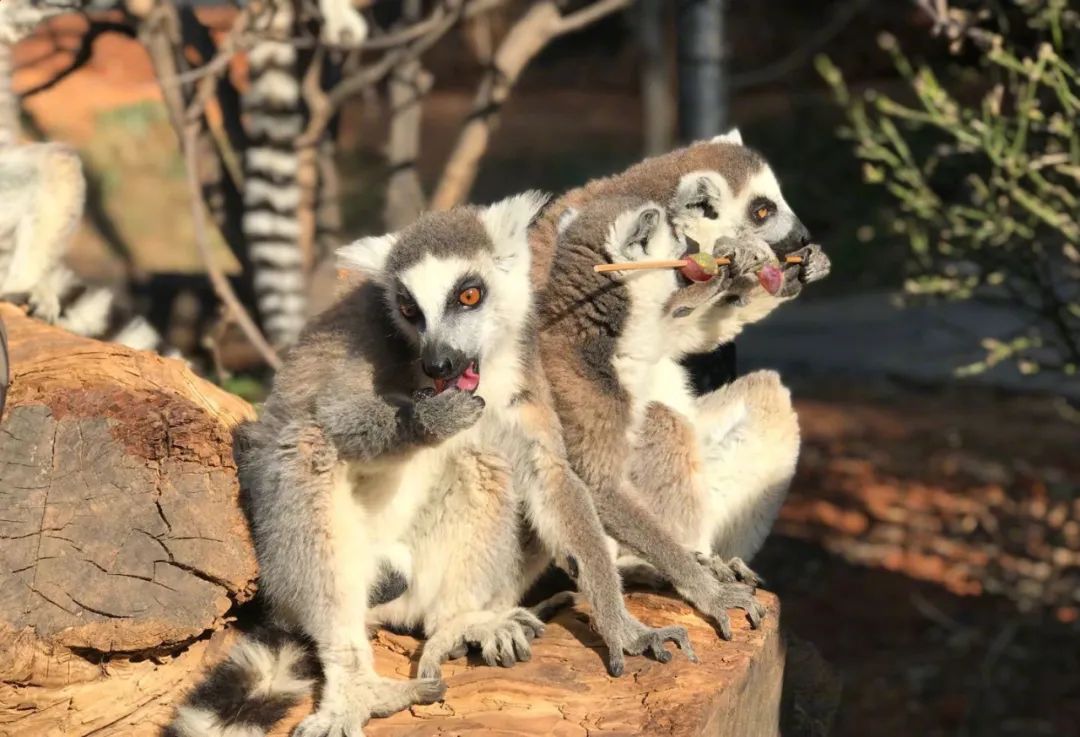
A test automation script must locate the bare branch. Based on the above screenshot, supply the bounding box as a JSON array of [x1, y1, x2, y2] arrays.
[[136, 0, 280, 369], [431, 0, 632, 210], [297, 0, 505, 150], [384, 0, 432, 230], [181, 123, 281, 370], [182, 7, 250, 124]]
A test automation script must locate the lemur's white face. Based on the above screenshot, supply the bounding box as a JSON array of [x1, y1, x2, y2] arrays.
[[668, 132, 811, 262], [337, 192, 547, 394]]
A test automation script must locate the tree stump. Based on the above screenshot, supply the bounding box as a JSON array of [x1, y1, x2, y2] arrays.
[[0, 305, 788, 736], [269, 592, 784, 737], [0, 304, 257, 736]]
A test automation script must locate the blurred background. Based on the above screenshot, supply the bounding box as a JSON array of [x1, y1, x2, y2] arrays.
[[2, 1, 1078, 735]]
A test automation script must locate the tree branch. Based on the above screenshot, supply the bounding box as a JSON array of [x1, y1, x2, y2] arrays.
[[431, 0, 632, 210], [181, 123, 281, 370]]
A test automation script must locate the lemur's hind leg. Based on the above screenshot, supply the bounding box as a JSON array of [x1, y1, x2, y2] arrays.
[[251, 423, 444, 737], [412, 451, 550, 680], [696, 369, 800, 575]]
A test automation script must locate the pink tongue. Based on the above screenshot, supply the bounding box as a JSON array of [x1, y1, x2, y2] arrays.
[[758, 265, 783, 295], [455, 365, 480, 392]]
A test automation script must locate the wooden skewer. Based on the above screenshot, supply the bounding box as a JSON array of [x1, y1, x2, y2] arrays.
[[594, 254, 803, 273]]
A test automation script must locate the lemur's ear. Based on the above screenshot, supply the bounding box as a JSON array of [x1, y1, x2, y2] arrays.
[[556, 207, 580, 235], [605, 205, 662, 263], [480, 190, 550, 269], [711, 127, 743, 145], [337, 233, 399, 280], [672, 170, 725, 214]]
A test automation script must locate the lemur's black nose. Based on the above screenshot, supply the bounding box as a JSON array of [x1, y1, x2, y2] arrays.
[[421, 342, 467, 379], [772, 218, 812, 256]]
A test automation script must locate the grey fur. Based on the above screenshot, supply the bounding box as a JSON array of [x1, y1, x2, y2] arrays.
[[540, 196, 768, 639], [171, 194, 693, 737]]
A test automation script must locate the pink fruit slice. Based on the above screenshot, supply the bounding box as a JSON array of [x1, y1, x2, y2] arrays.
[[680, 252, 718, 282], [758, 265, 783, 295]]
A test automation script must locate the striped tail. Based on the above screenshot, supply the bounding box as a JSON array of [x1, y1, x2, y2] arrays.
[[165, 628, 318, 737], [44, 265, 181, 358], [242, 2, 307, 349]]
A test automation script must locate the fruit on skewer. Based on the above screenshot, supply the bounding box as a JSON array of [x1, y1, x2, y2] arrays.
[[593, 253, 803, 296]]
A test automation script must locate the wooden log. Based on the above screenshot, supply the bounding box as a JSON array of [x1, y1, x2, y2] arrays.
[[0, 304, 788, 736], [265, 592, 783, 737], [0, 303, 257, 736]]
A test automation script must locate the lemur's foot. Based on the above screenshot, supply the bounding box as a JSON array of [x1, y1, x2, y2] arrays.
[[418, 608, 545, 679], [294, 676, 445, 737], [366, 676, 446, 718], [697, 581, 766, 640], [597, 615, 697, 677], [696, 552, 764, 589]]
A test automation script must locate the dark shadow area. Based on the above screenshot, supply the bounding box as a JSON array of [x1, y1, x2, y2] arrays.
[[756, 534, 1080, 737]]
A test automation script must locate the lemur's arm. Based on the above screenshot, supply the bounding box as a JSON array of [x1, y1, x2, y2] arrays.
[[315, 387, 484, 462], [512, 384, 696, 676]]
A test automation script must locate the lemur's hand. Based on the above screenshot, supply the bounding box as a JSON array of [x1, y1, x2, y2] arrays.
[[667, 236, 777, 318], [696, 552, 764, 590], [672, 556, 766, 640], [779, 243, 831, 298], [594, 611, 697, 677], [410, 388, 486, 443], [716, 236, 779, 305]]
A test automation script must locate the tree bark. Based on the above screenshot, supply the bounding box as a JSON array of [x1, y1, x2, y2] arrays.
[[268, 592, 784, 737], [0, 303, 258, 736], [676, 0, 728, 140]]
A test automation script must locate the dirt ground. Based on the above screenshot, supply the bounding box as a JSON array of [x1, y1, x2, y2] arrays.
[[768, 384, 1080, 737]]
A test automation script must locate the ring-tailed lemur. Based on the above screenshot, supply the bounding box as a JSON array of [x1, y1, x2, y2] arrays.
[[241, 0, 367, 348], [166, 193, 693, 737], [0, 0, 177, 356], [533, 131, 830, 637]]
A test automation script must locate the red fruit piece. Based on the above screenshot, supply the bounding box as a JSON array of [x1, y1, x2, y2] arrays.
[[758, 265, 783, 295], [680, 252, 718, 282]]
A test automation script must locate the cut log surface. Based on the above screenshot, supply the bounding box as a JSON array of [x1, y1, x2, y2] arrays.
[[0, 305, 786, 737], [0, 304, 257, 735], [268, 592, 783, 737]]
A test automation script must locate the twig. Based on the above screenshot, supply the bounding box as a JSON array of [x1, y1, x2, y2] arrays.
[[181, 124, 281, 370], [297, 0, 503, 150], [182, 7, 251, 124], [431, 0, 632, 210], [594, 255, 804, 273]]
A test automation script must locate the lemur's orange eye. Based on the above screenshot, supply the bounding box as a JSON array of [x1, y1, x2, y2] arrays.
[[458, 287, 482, 307], [755, 206, 770, 221], [399, 301, 418, 319]]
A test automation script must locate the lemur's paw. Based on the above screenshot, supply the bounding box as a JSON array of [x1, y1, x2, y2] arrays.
[[27, 289, 61, 324], [696, 552, 764, 589], [412, 388, 486, 441], [294, 705, 367, 737], [697, 581, 766, 640], [471, 608, 545, 668], [367, 676, 447, 718], [601, 618, 697, 676], [716, 236, 774, 277], [419, 608, 544, 679], [792, 243, 831, 285]]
